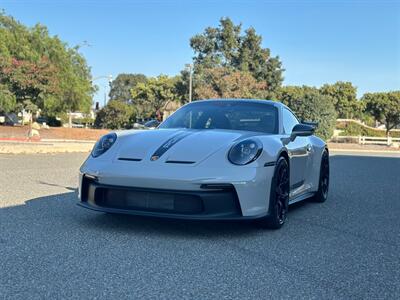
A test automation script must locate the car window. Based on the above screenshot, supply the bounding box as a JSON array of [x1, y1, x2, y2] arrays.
[[282, 108, 299, 134], [159, 101, 279, 134]]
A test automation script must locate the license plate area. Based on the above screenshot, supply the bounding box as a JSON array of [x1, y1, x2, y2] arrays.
[[94, 186, 203, 214], [124, 190, 174, 210]]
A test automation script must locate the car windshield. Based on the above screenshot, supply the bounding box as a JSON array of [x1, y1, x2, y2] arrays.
[[159, 100, 278, 134]]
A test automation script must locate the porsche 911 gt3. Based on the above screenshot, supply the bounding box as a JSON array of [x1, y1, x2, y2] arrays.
[[78, 99, 329, 229]]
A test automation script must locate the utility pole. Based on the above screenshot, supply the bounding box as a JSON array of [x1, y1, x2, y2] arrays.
[[185, 64, 193, 128], [92, 75, 113, 107], [185, 64, 193, 102]]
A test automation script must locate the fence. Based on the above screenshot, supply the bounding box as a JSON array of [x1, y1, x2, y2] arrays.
[[331, 136, 400, 147]]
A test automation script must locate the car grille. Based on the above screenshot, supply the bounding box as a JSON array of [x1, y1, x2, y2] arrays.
[[95, 187, 203, 214], [81, 176, 242, 217]]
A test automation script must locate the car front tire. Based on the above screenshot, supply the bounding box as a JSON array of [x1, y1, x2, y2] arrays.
[[257, 156, 290, 229]]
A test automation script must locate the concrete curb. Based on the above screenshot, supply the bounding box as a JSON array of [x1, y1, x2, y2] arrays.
[[41, 138, 97, 143], [0, 137, 41, 142], [0, 140, 94, 154]]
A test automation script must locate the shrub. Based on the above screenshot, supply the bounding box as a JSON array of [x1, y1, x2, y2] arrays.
[[277, 86, 337, 140], [0, 86, 16, 113], [362, 91, 400, 136], [336, 121, 400, 138], [94, 100, 134, 129]]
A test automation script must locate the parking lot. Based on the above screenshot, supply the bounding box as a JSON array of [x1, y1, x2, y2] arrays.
[[1, 152, 399, 299]]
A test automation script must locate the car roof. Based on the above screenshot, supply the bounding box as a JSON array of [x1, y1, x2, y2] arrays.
[[189, 98, 285, 108]]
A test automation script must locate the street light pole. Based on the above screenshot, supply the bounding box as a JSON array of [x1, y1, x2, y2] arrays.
[[189, 66, 193, 103], [92, 75, 113, 107], [185, 64, 193, 103]]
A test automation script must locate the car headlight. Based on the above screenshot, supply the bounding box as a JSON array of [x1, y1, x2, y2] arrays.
[[91, 133, 117, 158], [228, 139, 263, 165]]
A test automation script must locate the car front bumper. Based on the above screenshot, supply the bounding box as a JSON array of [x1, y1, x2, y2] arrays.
[[78, 175, 270, 220], [78, 158, 275, 218]]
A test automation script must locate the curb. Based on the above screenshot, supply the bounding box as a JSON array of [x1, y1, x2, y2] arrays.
[[0, 140, 94, 154], [0, 137, 41, 142], [41, 138, 96, 143]]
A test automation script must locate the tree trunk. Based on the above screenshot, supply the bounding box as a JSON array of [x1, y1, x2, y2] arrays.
[[28, 111, 32, 139], [69, 111, 72, 128], [386, 122, 390, 137]]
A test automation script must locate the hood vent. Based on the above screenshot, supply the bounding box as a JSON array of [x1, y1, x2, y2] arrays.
[[165, 160, 195, 164], [118, 158, 142, 162]]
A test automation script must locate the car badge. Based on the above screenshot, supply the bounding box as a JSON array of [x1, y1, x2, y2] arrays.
[[151, 155, 159, 161]]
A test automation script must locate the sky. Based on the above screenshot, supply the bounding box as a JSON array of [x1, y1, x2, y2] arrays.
[[1, 0, 399, 103]]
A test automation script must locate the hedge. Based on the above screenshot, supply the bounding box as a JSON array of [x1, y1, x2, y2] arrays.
[[336, 121, 400, 138]]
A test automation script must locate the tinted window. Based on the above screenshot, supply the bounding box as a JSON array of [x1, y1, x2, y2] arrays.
[[159, 101, 278, 134], [282, 108, 299, 134], [144, 120, 160, 127]]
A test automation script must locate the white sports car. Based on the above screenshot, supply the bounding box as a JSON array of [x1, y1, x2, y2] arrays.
[[78, 99, 329, 229]]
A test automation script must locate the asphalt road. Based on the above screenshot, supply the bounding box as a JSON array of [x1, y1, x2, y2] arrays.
[[0, 152, 399, 299]]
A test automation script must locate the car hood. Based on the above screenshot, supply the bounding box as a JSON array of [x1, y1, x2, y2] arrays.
[[116, 128, 257, 163]]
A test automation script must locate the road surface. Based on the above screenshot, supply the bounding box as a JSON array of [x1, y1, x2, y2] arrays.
[[0, 152, 399, 299]]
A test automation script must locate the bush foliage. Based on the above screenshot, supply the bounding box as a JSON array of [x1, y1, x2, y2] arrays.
[[277, 86, 337, 140], [361, 91, 400, 136], [94, 101, 134, 129], [336, 121, 400, 138]]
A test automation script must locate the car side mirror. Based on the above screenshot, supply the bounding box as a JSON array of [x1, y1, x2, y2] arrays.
[[290, 124, 315, 141], [301, 120, 319, 127]]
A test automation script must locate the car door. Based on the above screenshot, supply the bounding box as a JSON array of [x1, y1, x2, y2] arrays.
[[282, 108, 310, 192]]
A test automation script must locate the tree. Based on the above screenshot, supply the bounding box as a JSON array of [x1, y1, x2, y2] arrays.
[[94, 100, 134, 129], [362, 91, 400, 136], [0, 57, 59, 108], [0, 84, 16, 113], [130, 75, 179, 119], [320, 81, 361, 119], [189, 17, 284, 96], [0, 12, 94, 116], [277, 86, 337, 140], [195, 67, 267, 99], [109, 73, 147, 102]]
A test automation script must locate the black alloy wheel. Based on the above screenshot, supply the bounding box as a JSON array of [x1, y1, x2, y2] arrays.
[[313, 149, 329, 203], [275, 159, 290, 225], [258, 156, 290, 229]]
